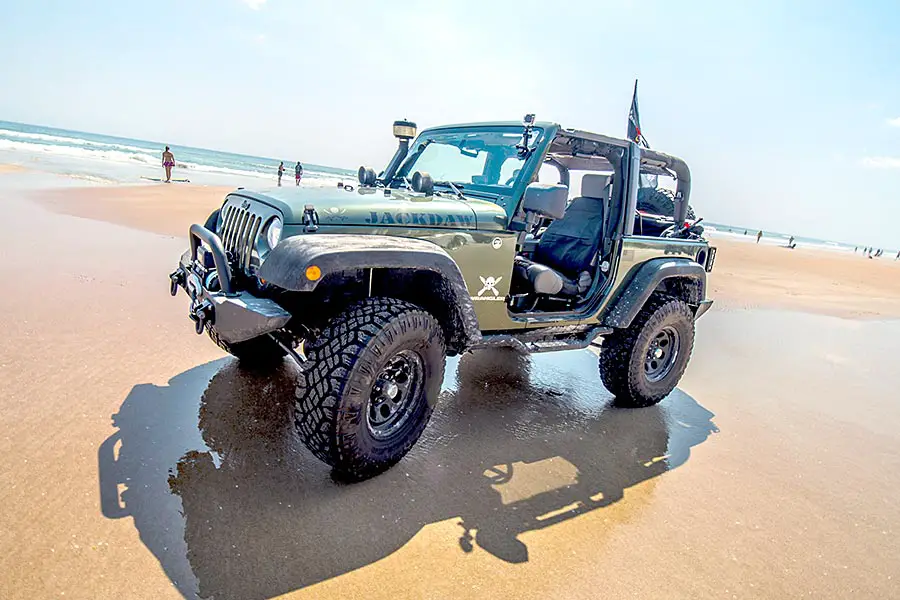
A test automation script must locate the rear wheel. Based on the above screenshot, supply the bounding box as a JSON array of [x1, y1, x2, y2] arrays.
[[598, 295, 695, 408], [293, 298, 446, 480]]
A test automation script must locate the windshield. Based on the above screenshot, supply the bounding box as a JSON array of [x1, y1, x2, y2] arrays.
[[396, 127, 542, 193]]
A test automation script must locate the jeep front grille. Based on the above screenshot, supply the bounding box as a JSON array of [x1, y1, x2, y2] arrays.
[[220, 202, 263, 272]]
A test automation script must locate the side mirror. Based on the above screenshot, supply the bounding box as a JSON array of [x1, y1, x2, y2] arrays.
[[523, 183, 567, 220]]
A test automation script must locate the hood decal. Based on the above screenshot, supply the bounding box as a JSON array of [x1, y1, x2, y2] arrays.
[[234, 186, 506, 230], [364, 211, 475, 227]]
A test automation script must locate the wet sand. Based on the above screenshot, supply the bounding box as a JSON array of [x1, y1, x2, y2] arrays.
[[1, 175, 899, 599]]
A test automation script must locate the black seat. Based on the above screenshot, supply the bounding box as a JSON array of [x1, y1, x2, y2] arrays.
[[515, 174, 611, 297]]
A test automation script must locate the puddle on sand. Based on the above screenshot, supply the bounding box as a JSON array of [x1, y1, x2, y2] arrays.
[[100, 348, 717, 599]]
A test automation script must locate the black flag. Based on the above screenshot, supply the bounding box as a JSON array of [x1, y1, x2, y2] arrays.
[[628, 79, 648, 147], [629, 80, 658, 188]]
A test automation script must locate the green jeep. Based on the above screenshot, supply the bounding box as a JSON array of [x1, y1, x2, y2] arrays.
[[169, 116, 715, 480]]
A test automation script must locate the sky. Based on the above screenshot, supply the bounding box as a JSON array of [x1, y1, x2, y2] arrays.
[[1, 0, 899, 248]]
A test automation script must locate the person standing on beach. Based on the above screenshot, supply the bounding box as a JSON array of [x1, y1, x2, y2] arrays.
[[756, 230, 763, 244], [295, 162, 303, 186], [162, 146, 175, 183], [895, 250, 899, 260], [277, 161, 285, 187]]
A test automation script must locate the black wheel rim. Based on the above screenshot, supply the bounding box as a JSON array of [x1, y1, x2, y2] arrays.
[[367, 350, 424, 439], [644, 325, 680, 383]]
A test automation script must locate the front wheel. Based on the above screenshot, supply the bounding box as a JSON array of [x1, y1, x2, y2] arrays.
[[293, 298, 446, 480], [598, 295, 695, 408]]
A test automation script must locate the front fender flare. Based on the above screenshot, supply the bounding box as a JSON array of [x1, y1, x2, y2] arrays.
[[602, 258, 707, 328], [257, 234, 481, 347]]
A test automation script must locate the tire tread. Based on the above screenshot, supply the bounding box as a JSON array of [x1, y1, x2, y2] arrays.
[[293, 297, 445, 477], [599, 294, 695, 407]]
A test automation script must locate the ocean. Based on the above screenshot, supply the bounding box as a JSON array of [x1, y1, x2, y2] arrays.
[[0, 120, 355, 188], [1, 120, 896, 256]]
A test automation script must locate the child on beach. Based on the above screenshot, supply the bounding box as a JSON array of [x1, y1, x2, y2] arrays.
[[162, 146, 175, 183], [295, 162, 303, 186], [756, 230, 763, 244], [277, 162, 285, 186]]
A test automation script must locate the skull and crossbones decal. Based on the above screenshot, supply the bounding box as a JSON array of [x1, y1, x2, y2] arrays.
[[477, 276, 502, 297]]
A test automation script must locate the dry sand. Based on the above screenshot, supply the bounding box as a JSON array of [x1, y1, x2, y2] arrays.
[[35, 184, 234, 238], [1, 177, 899, 599]]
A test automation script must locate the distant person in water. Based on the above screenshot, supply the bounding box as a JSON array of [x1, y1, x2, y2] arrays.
[[277, 161, 285, 187], [162, 146, 175, 183], [756, 230, 763, 244], [295, 162, 303, 186]]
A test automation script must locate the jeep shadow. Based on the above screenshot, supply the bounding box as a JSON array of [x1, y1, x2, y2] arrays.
[[99, 350, 717, 599]]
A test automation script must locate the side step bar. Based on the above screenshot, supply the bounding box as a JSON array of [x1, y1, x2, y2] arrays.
[[475, 325, 612, 354]]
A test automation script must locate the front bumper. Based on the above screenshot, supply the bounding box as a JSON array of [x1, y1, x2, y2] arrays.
[[169, 224, 291, 344]]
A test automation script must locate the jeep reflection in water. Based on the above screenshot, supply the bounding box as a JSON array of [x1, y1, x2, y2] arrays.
[[169, 116, 715, 480]]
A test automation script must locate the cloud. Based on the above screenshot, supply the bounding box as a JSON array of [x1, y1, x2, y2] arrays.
[[888, 117, 900, 127], [860, 156, 900, 169], [241, 0, 267, 9]]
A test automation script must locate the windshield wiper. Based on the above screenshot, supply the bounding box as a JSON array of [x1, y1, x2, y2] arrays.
[[435, 181, 466, 200]]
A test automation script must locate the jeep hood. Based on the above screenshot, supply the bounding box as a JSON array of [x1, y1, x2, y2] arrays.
[[227, 186, 508, 230]]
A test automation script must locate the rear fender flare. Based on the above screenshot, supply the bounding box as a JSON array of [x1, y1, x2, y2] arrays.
[[602, 258, 707, 328]]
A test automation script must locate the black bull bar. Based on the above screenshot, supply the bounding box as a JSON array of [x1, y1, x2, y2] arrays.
[[169, 224, 291, 344]]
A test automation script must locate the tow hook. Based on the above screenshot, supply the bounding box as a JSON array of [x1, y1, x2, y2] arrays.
[[169, 268, 185, 296], [189, 299, 214, 334]]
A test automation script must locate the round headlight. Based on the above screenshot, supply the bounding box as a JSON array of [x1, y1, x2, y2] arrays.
[[266, 217, 283, 249]]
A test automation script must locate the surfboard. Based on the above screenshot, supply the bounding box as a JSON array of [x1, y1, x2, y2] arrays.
[[141, 176, 191, 183]]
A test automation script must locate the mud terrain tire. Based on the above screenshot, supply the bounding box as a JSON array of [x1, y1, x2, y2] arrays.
[[294, 297, 446, 480], [207, 327, 286, 369], [598, 295, 695, 408], [637, 187, 697, 221]]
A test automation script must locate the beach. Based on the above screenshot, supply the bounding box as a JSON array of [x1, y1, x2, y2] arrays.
[[2, 168, 899, 599], [33, 182, 900, 318]]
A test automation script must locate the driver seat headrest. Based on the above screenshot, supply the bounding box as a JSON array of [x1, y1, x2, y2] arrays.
[[581, 174, 612, 200]]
